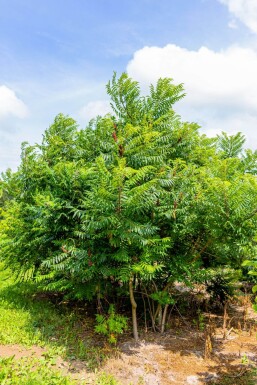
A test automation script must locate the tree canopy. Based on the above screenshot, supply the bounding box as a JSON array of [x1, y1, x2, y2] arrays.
[[1, 73, 257, 339]]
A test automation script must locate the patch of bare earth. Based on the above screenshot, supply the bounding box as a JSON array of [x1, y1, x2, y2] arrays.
[[0, 344, 46, 360], [1, 302, 257, 384]]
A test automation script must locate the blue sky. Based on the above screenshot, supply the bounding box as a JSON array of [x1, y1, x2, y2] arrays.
[[0, 0, 257, 171]]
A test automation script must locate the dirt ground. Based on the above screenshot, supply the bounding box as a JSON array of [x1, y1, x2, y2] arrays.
[[1, 301, 257, 385]]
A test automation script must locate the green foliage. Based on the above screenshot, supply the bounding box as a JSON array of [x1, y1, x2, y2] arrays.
[[209, 367, 257, 385], [217, 131, 245, 158], [0, 355, 121, 385], [0, 265, 105, 368], [242, 259, 257, 311], [150, 291, 175, 306], [95, 305, 128, 345], [95, 373, 121, 385], [205, 268, 239, 305], [193, 310, 205, 331], [0, 356, 75, 385], [1, 72, 257, 336]]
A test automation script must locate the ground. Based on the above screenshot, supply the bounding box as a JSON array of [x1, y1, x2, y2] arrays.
[[1, 305, 257, 384], [0, 267, 257, 385]]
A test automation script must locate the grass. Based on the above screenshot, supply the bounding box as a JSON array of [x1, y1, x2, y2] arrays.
[[0, 264, 121, 385], [0, 266, 104, 363], [0, 356, 121, 385], [210, 369, 257, 385], [0, 355, 75, 385]]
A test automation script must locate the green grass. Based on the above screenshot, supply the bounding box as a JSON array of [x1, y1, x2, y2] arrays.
[[0, 356, 75, 385], [0, 266, 106, 366], [0, 356, 121, 385], [0, 265, 121, 385], [209, 368, 257, 385]]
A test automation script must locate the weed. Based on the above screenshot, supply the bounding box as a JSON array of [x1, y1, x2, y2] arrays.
[[209, 367, 257, 385], [95, 372, 121, 385], [241, 353, 249, 365], [136, 376, 145, 385], [95, 305, 128, 345], [0, 356, 75, 385]]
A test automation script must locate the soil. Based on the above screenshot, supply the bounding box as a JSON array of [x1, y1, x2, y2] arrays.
[[1, 301, 257, 385]]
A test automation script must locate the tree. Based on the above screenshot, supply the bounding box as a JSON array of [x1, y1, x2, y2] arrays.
[[1, 73, 257, 339]]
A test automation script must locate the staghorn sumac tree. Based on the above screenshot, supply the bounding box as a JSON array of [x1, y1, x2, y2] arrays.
[[1, 74, 257, 339]]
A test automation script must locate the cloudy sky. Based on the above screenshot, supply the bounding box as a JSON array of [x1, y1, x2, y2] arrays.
[[0, 0, 257, 172]]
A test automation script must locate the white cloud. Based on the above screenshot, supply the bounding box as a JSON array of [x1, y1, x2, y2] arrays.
[[79, 100, 111, 121], [218, 0, 257, 33], [228, 19, 238, 29], [127, 44, 257, 147], [0, 86, 29, 119]]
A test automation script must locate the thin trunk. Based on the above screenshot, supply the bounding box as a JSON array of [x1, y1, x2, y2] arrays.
[[158, 306, 163, 328], [142, 284, 156, 332], [150, 299, 157, 332], [129, 277, 138, 341], [154, 304, 161, 325], [153, 303, 163, 331], [153, 281, 173, 331], [223, 301, 228, 339], [96, 284, 102, 314], [204, 324, 213, 359], [161, 304, 169, 334], [141, 291, 148, 332]]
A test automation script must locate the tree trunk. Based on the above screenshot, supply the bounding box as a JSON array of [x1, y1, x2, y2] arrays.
[[129, 277, 138, 341], [161, 304, 169, 334], [223, 300, 228, 339], [154, 303, 161, 330]]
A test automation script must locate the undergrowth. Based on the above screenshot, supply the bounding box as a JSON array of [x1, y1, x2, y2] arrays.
[[0, 356, 121, 385], [0, 265, 122, 384], [209, 369, 257, 385], [0, 265, 115, 372], [0, 356, 75, 385]]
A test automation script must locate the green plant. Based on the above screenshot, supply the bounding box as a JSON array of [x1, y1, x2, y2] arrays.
[[193, 309, 205, 332], [96, 372, 121, 385], [0, 356, 75, 385], [209, 367, 257, 385], [205, 268, 238, 307], [95, 305, 128, 344], [241, 353, 249, 365], [0, 265, 106, 369]]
